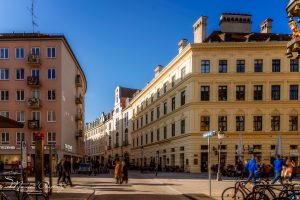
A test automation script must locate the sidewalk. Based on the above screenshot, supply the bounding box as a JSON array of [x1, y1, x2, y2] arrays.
[[50, 186, 95, 200]]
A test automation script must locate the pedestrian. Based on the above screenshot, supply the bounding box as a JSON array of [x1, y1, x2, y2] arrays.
[[56, 158, 64, 185], [271, 154, 284, 185], [121, 160, 128, 184], [244, 154, 258, 186], [284, 157, 295, 183], [114, 158, 122, 184], [63, 157, 73, 187]]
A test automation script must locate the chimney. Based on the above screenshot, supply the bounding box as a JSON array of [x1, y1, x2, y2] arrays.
[[193, 16, 208, 43], [178, 38, 188, 53], [154, 65, 163, 77], [260, 18, 273, 33]]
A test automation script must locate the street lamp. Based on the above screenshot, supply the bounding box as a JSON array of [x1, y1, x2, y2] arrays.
[[216, 129, 224, 181]]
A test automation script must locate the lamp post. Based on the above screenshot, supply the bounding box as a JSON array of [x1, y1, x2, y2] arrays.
[[216, 129, 224, 181]]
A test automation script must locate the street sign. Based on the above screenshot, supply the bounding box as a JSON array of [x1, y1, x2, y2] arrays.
[[21, 141, 27, 168], [203, 131, 216, 138]]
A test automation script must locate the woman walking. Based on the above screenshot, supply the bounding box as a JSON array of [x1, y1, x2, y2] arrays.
[[121, 160, 128, 184], [114, 158, 122, 184]]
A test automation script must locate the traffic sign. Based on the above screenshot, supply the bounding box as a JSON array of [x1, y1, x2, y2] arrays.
[[203, 131, 216, 138]]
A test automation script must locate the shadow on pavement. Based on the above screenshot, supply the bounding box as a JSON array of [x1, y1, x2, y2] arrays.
[[93, 194, 211, 200]]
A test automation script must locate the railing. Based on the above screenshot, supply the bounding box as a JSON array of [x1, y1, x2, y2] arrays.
[[75, 113, 83, 121], [27, 54, 41, 65], [28, 120, 40, 129], [75, 75, 82, 87], [75, 130, 83, 137], [75, 95, 83, 104], [27, 76, 39, 86], [123, 141, 129, 146], [27, 97, 41, 108]]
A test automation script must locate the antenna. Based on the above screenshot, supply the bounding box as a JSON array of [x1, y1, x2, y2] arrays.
[[29, 0, 38, 33]]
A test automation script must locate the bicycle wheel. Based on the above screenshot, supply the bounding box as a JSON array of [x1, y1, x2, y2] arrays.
[[222, 187, 245, 200], [288, 191, 300, 200], [245, 191, 270, 200], [22, 193, 48, 200], [0, 193, 8, 200]]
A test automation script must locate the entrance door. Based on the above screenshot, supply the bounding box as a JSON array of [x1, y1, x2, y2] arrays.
[[201, 152, 208, 172]]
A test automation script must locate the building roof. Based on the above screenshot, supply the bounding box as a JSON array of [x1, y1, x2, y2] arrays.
[[119, 86, 140, 98], [221, 13, 252, 16], [0, 116, 24, 128], [205, 31, 291, 43], [0, 32, 87, 93]]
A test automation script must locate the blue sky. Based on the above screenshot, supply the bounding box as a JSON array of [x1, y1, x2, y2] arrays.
[[0, 0, 292, 122]]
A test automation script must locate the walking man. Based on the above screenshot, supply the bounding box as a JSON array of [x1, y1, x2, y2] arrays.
[[271, 154, 284, 185], [63, 157, 73, 187], [244, 154, 258, 186]]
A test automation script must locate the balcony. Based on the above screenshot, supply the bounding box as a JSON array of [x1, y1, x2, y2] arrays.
[[122, 141, 129, 146], [27, 76, 40, 87], [27, 54, 41, 66], [114, 143, 119, 148], [75, 75, 83, 87], [28, 120, 40, 129], [27, 98, 41, 109], [75, 95, 83, 104], [75, 130, 83, 137], [107, 146, 112, 150], [75, 113, 83, 121]]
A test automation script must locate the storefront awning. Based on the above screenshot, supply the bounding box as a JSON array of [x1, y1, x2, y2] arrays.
[[0, 116, 24, 128]]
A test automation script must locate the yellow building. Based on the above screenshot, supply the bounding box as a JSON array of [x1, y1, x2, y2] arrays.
[[129, 13, 300, 173]]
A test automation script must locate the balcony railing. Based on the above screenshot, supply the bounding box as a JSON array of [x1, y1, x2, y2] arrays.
[[28, 120, 40, 129], [75, 95, 83, 104], [75, 130, 83, 137], [75, 113, 83, 121], [114, 143, 119, 148], [27, 54, 41, 66], [27, 97, 41, 109], [75, 75, 83, 87], [27, 76, 40, 87]]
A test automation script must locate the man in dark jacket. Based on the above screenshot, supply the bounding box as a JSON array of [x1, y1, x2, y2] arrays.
[[63, 157, 73, 186]]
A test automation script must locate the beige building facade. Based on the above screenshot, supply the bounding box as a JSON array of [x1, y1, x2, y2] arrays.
[[0, 33, 87, 170], [129, 13, 300, 173]]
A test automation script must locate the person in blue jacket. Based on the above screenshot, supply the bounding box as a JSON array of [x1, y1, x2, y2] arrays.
[[271, 154, 284, 185], [244, 154, 259, 185]]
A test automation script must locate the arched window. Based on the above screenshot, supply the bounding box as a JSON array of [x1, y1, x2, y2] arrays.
[[116, 132, 119, 146]]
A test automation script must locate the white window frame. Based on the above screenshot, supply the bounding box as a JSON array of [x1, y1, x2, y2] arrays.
[[0, 90, 9, 101], [47, 68, 56, 80], [0, 48, 9, 59], [181, 67, 186, 80], [47, 111, 56, 122], [16, 132, 25, 144], [16, 111, 25, 122], [15, 48, 24, 59], [1, 132, 9, 144], [48, 90, 56, 101], [47, 47, 56, 58], [16, 68, 25, 80], [0, 69, 9, 80], [16, 90, 25, 101], [47, 132, 56, 145], [0, 111, 9, 118], [31, 47, 40, 55]]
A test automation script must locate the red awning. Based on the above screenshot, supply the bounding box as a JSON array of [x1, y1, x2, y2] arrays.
[[0, 116, 24, 128]]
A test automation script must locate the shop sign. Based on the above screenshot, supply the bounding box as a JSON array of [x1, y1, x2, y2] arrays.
[[0, 146, 15, 150], [64, 144, 72, 152]]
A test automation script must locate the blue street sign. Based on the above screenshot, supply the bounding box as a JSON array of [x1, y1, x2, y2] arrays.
[[203, 131, 216, 138]]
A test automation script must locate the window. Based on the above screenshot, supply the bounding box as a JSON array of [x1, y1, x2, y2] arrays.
[[15, 48, 24, 59], [151, 110, 154, 122], [236, 116, 245, 131], [145, 114, 148, 124], [151, 94, 154, 103], [253, 116, 262, 131], [31, 69, 40, 78], [254, 59, 263, 72], [163, 126, 167, 139], [0, 111, 9, 118], [145, 134, 148, 144], [156, 129, 160, 141], [48, 90, 56, 100], [0, 69, 9, 80], [201, 86, 210, 101], [289, 116, 298, 131], [271, 116, 280, 131], [236, 60, 245, 72], [219, 60, 227, 73], [181, 90, 186, 106], [16, 69, 24, 80], [151, 131, 153, 143], [0, 90, 9, 101], [0, 48, 9, 59], [236, 85, 245, 101], [163, 101, 167, 115], [181, 119, 185, 134], [290, 59, 299, 72], [272, 59, 280, 72], [271, 85, 280, 100], [32, 90, 40, 99], [32, 132, 36, 144], [47, 68, 56, 79], [47, 47, 56, 58], [16, 90, 25, 101], [218, 86, 227, 101], [32, 111, 41, 125], [172, 76, 176, 87], [171, 97, 176, 110], [163, 83, 167, 93], [201, 60, 210, 73], [140, 117, 143, 127], [290, 85, 298, 100], [1, 132, 9, 144], [218, 116, 227, 131], [47, 111, 56, 122], [47, 132, 56, 145], [171, 123, 175, 136], [254, 85, 263, 100], [201, 116, 210, 131], [31, 47, 40, 55], [16, 111, 25, 122], [181, 67, 186, 80], [156, 106, 160, 119], [16, 132, 25, 144]]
